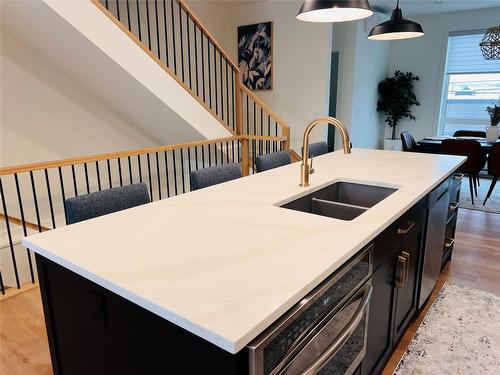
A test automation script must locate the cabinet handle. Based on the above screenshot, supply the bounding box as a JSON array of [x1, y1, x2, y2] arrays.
[[453, 173, 464, 181], [449, 202, 460, 211], [397, 221, 415, 235], [396, 251, 410, 289], [445, 238, 455, 248]]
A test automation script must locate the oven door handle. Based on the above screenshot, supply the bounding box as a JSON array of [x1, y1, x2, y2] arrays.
[[299, 285, 373, 375]]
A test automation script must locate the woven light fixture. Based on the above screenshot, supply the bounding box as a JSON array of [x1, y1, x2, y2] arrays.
[[479, 26, 500, 60]]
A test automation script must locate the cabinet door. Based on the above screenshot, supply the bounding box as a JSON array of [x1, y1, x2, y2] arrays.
[[360, 251, 398, 375], [393, 227, 423, 342]]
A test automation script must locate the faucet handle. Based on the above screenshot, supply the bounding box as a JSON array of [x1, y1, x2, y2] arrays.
[[309, 155, 315, 175]]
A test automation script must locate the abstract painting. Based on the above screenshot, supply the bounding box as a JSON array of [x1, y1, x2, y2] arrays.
[[238, 22, 272, 90]]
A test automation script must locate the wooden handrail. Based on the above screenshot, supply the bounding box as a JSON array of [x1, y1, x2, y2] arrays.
[[176, 0, 239, 71], [0, 136, 241, 175], [0, 135, 289, 176], [289, 149, 302, 162], [238, 83, 289, 130], [0, 214, 50, 233]]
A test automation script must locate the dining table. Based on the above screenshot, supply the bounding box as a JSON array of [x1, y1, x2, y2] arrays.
[[417, 136, 500, 155]]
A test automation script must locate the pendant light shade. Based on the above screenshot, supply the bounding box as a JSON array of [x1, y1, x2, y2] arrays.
[[479, 26, 500, 60], [297, 0, 373, 23], [368, 1, 424, 40]]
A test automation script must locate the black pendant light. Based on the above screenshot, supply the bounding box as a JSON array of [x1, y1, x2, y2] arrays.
[[297, 0, 373, 23], [368, 0, 424, 40]]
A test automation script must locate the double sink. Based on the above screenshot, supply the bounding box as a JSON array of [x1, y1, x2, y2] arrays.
[[280, 181, 397, 221]]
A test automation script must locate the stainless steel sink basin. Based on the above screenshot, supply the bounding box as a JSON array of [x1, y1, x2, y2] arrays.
[[280, 181, 397, 221]]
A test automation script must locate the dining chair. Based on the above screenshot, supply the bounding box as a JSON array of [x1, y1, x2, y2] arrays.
[[255, 151, 291, 173], [453, 130, 486, 138], [441, 139, 485, 205], [65, 183, 150, 224], [483, 143, 499, 205], [306, 142, 329, 157], [190, 163, 242, 191], [400, 131, 419, 152]]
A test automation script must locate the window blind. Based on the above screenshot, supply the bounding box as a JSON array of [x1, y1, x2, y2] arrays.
[[446, 30, 500, 74]]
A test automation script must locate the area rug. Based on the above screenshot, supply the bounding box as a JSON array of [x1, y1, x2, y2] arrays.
[[459, 177, 500, 214], [394, 283, 500, 375]]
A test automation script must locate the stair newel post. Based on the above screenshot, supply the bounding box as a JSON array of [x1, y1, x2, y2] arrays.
[[235, 71, 249, 176], [282, 126, 290, 151]]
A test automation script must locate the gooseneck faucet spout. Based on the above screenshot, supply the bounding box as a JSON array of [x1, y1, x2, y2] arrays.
[[300, 117, 351, 187]]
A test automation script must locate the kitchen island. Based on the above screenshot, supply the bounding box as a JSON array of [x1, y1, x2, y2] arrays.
[[23, 149, 465, 375]]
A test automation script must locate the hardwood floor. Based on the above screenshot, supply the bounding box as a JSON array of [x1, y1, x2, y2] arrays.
[[0, 208, 498, 375]]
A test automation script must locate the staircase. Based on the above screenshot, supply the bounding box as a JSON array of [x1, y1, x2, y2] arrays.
[[0, 0, 294, 296]]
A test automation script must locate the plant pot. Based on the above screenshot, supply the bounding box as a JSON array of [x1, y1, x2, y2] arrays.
[[384, 139, 402, 151], [486, 125, 499, 143]]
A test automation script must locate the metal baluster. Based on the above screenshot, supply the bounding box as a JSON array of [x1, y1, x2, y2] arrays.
[[260, 108, 263, 155], [146, 0, 151, 50], [96, 161, 102, 190], [155, 0, 161, 59], [237, 140, 241, 162], [187, 15, 192, 90], [180, 148, 186, 193], [128, 156, 133, 184], [246, 95, 249, 134], [231, 66, 235, 130], [208, 143, 212, 166], [232, 140, 235, 162], [147, 153, 153, 200], [179, 2, 185, 82], [116, 0, 120, 21], [58, 168, 68, 224], [162, 0, 169, 67], [15, 173, 35, 283], [172, 150, 178, 196], [84, 163, 90, 194], [195, 146, 199, 170], [156, 152, 161, 200], [207, 37, 212, 108], [220, 142, 224, 164], [252, 140, 256, 174], [107, 159, 112, 188], [0, 177, 20, 289], [126, 0, 131, 31], [0, 271, 5, 295], [187, 147, 192, 180], [44, 170, 56, 229], [214, 143, 218, 165], [105, 0, 109, 10], [275, 120, 278, 152], [220, 53, 224, 121], [137, 155, 143, 183], [194, 22, 199, 97], [71, 165, 78, 196], [170, 0, 177, 75], [164, 151, 171, 198], [118, 158, 123, 187], [225, 61, 229, 127], [214, 46, 218, 115], [202, 144, 206, 167], [267, 114, 271, 153], [136, 0, 142, 41], [226, 142, 230, 164], [201, 32, 206, 102]]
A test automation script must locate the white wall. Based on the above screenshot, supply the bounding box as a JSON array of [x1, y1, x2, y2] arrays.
[[389, 7, 500, 141], [189, 0, 333, 151], [333, 18, 391, 150]]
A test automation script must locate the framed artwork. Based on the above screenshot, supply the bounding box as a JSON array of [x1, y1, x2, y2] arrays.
[[238, 21, 273, 91]]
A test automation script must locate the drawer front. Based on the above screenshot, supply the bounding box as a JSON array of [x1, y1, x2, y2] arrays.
[[373, 197, 426, 270]]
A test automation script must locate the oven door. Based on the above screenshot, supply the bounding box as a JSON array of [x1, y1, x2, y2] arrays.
[[279, 284, 372, 375]]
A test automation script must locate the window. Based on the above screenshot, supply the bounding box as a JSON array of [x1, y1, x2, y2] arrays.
[[440, 31, 500, 136]]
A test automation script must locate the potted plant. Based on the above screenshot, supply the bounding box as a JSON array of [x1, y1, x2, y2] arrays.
[[486, 103, 500, 143], [377, 71, 420, 150]]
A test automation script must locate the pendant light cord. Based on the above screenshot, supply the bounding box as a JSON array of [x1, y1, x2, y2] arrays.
[[396, 0, 400, 9]]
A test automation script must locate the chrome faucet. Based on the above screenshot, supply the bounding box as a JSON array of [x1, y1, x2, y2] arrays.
[[300, 116, 351, 187]]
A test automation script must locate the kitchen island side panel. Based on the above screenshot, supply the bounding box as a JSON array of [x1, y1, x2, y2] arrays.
[[36, 255, 247, 375]]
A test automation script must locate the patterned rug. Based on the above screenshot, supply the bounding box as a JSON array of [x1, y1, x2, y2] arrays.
[[459, 177, 500, 214], [394, 283, 500, 375]]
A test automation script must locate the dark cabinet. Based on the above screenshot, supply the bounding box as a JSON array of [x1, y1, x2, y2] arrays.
[[361, 199, 425, 375], [442, 173, 462, 267]]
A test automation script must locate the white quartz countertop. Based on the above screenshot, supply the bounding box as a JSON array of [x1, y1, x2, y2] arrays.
[[23, 149, 465, 354]]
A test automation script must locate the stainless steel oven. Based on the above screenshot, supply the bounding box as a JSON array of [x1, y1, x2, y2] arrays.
[[248, 245, 373, 375]]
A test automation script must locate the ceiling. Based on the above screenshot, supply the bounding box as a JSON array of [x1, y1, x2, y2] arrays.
[[206, 0, 500, 16]]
